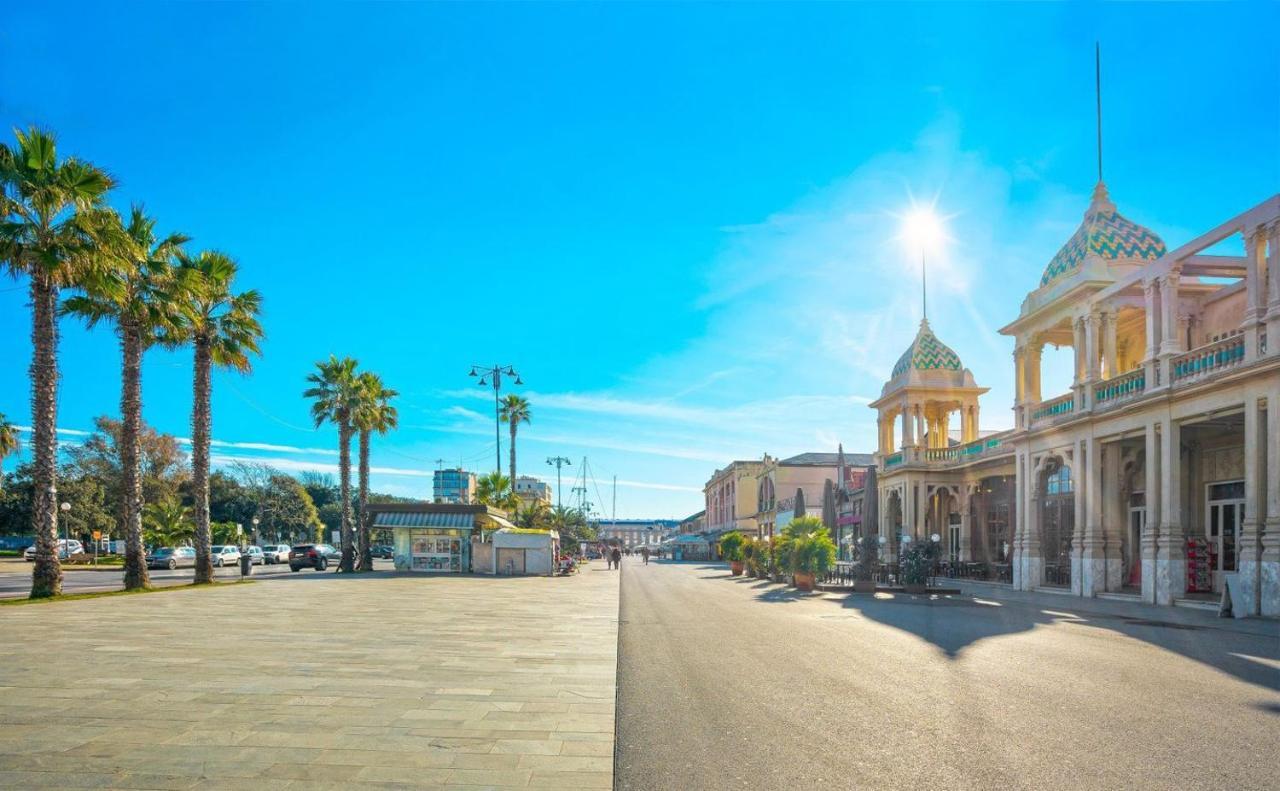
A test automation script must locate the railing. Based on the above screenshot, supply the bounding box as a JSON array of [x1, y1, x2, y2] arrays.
[[884, 452, 903, 468], [1171, 335, 1245, 382], [888, 435, 1012, 469], [1094, 368, 1145, 409], [1031, 392, 1075, 423]]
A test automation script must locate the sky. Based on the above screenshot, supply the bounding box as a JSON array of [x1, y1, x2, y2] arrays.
[[2, 3, 1277, 519]]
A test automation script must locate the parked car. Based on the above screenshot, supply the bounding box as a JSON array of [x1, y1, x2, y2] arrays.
[[289, 543, 338, 572], [145, 546, 196, 570], [210, 545, 242, 567], [372, 544, 394, 559], [243, 546, 265, 565], [260, 544, 291, 564], [24, 539, 83, 561]]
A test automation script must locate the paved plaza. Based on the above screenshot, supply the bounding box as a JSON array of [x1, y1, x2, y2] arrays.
[[0, 567, 619, 789]]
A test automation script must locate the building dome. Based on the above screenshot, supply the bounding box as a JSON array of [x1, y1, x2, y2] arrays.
[[1039, 182, 1166, 288], [891, 318, 963, 381]]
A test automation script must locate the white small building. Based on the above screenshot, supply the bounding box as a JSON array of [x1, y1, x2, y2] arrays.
[[472, 529, 560, 576]]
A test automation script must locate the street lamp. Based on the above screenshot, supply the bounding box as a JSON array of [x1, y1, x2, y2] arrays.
[[470, 364, 522, 475], [59, 501, 70, 558], [252, 516, 260, 544], [546, 456, 571, 510]]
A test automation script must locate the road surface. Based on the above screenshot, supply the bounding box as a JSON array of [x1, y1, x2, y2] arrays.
[[615, 560, 1280, 791], [0, 557, 394, 598]]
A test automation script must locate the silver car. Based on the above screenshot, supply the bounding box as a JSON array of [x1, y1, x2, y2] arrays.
[[260, 544, 291, 564], [209, 545, 242, 567]]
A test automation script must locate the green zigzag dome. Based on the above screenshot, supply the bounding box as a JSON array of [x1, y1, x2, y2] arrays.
[[891, 319, 963, 379], [1040, 182, 1167, 287]]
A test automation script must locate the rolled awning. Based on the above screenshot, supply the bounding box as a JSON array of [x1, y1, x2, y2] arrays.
[[371, 511, 477, 529]]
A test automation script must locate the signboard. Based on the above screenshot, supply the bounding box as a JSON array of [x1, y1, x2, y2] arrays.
[[92, 530, 102, 540], [332, 530, 341, 544]]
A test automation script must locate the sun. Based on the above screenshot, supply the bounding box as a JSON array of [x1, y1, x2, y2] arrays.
[[901, 208, 945, 255]]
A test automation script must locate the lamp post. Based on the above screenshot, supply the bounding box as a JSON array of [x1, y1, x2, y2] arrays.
[[252, 516, 260, 545], [469, 364, 522, 475], [546, 456, 571, 510], [59, 501, 70, 560]]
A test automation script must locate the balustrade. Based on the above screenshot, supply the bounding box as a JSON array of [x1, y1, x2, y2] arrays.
[[1031, 392, 1075, 423], [1094, 368, 1145, 409], [1171, 335, 1245, 382]]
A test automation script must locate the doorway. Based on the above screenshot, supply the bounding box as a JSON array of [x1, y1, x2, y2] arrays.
[[1126, 492, 1145, 589], [1206, 481, 1245, 593]]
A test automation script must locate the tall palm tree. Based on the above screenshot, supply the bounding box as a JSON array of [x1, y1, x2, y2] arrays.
[[0, 413, 20, 493], [0, 127, 115, 599], [475, 471, 518, 512], [498, 394, 530, 495], [64, 207, 189, 590], [352, 372, 398, 572], [304, 355, 361, 573], [177, 250, 262, 584]]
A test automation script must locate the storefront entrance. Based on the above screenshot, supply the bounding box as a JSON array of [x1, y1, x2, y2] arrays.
[[1040, 463, 1074, 588], [1206, 481, 1244, 593], [410, 529, 463, 572], [1126, 492, 1145, 588]]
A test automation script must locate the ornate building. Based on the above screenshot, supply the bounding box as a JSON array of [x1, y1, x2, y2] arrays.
[[870, 183, 1280, 617]]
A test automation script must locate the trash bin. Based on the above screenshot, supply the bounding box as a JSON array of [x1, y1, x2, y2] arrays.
[[239, 553, 253, 577]]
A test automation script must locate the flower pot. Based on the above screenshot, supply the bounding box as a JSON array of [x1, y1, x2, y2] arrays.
[[853, 579, 876, 593], [794, 572, 815, 591], [903, 582, 928, 594], [730, 561, 744, 576]]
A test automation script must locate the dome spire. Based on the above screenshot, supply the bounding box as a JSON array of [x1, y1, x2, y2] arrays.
[[1095, 41, 1104, 185]]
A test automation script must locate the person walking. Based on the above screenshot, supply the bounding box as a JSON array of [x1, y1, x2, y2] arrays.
[[611, 547, 622, 570], [641, 546, 650, 565]]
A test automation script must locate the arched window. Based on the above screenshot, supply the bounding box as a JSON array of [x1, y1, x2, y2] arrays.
[[1045, 464, 1073, 496]]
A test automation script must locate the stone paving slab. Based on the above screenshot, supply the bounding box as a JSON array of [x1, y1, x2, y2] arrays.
[[0, 567, 620, 789]]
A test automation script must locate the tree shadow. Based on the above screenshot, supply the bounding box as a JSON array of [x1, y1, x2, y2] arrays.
[[836, 591, 1280, 692]]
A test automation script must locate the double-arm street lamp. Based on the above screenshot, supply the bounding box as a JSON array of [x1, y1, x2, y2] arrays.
[[469, 364, 522, 475]]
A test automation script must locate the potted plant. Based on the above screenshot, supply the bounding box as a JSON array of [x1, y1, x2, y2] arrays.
[[853, 534, 880, 593], [789, 520, 837, 592], [719, 531, 746, 576], [742, 537, 763, 578], [900, 537, 940, 594], [770, 534, 792, 583]]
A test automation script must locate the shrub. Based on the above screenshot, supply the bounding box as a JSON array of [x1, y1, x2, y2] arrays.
[[791, 530, 837, 577], [718, 531, 746, 562], [900, 539, 941, 585]]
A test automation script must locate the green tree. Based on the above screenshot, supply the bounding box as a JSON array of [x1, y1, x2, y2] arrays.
[[475, 471, 517, 511], [143, 496, 194, 548], [352, 372, 398, 571], [0, 413, 19, 494], [63, 207, 189, 590], [498, 394, 530, 493], [176, 250, 263, 584], [304, 355, 361, 572], [0, 462, 114, 542], [1, 127, 115, 598], [63, 416, 190, 522]]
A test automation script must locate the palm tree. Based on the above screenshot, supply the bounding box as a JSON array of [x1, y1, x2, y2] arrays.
[[516, 499, 549, 530], [475, 471, 517, 511], [1, 127, 115, 599], [352, 371, 398, 572], [498, 394, 530, 493], [177, 250, 262, 584], [64, 207, 189, 590], [143, 496, 194, 548], [304, 355, 361, 573], [0, 413, 20, 493]]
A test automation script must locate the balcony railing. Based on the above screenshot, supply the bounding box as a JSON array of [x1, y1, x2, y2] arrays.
[[884, 452, 903, 468], [1031, 392, 1075, 423], [1094, 368, 1145, 410], [1171, 335, 1246, 382]]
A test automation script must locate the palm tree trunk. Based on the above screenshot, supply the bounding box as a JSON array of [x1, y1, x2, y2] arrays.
[[192, 337, 214, 584], [509, 423, 517, 500], [28, 275, 62, 599], [120, 324, 150, 590], [357, 429, 372, 572], [339, 420, 354, 572]]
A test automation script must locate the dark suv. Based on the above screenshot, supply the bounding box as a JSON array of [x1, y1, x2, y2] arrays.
[[289, 543, 338, 572]]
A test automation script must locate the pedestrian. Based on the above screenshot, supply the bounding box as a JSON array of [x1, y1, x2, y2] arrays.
[[611, 547, 622, 570], [641, 546, 650, 565]]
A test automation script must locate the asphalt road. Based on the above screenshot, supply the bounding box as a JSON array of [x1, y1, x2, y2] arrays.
[[615, 560, 1280, 791], [0, 557, 394, 598]]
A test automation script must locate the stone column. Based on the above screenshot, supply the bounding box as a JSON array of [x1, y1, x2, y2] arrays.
[[1142, 422, 1160, 604], [1243, 225, 1264, 325], [915, 407, 926, 451], [1266, 222, 1280, 356], [1156, 417, 1185, 605], [1238, 395, 1264, 616], [1103, 311, 1119, 379], [1072, 317, 1086, 388], [1262, 392, 1280, 616], [1101, 443, 1125, 591], [958, 486, 971, 561], [1143, 280, 1161, 387], [1078, 436, 1107, 596], [1029, 343, 1043, 404], [1024, 457, 1042, 590], [901, 403, 914, 449], [1070, 444, 1087, 596]]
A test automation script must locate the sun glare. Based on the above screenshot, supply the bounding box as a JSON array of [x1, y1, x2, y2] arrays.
[[901, 208, 944, 254]]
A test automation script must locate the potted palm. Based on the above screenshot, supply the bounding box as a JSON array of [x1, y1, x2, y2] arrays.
[[742, 536, 761, 577], [790, 523, 837, 592], [719, 531, 746, 576], [853, 534, 880, 593], [900, 537, 940, 594]]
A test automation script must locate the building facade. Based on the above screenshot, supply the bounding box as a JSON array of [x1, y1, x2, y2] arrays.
[[433, 468, 476, 504], [597, 519, 678, 549], [513, 476, 553, 508], [755, 451, 873, 538], [869, 185, 1280, 616], [704, 460, 765, 538]]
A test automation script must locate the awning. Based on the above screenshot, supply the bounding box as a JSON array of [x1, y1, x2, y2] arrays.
[[372, 511, 477, 529], [486, 514, 517, 530]]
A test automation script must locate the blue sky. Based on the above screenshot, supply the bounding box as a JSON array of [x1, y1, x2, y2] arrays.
[[2, 3, 1277, 518]]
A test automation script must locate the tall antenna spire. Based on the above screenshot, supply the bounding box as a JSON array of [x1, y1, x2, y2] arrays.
[[921, 250, 927, 321], [1095, 41, 1103, 184]]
